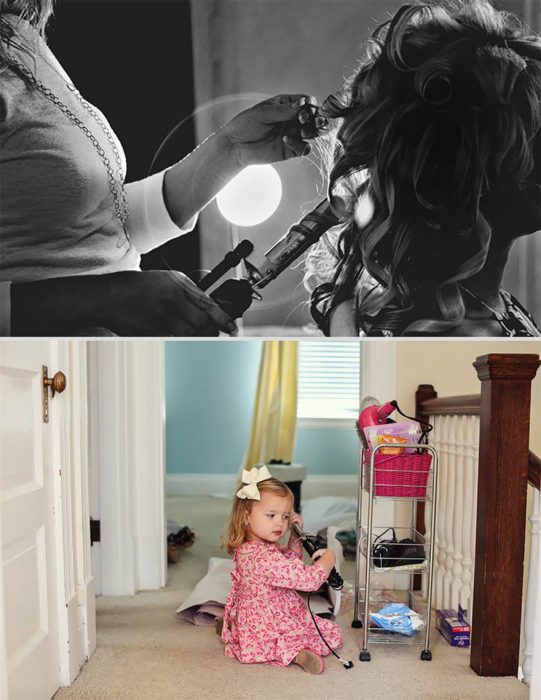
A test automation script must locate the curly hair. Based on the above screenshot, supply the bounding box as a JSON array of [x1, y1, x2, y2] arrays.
[[310, 0, 541, 335], [0, 0, 55, 74], [221, 477, 294, 555]]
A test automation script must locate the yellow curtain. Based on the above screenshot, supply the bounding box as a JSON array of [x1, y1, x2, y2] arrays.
[[241, 340, 298, 471]]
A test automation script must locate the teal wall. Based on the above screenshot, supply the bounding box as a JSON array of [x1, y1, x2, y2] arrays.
[[165, 341, 359, 476], [165, 341, 262, 475]]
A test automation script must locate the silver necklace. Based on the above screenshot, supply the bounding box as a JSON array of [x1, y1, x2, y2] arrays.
[[10, 57, 130, 233]]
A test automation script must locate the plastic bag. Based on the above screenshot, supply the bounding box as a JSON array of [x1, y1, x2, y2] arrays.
[[363, 421, 422, 453], [370, 602, 424, 636]]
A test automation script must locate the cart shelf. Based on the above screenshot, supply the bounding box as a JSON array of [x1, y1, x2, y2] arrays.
[[353, 443, 439, 662]]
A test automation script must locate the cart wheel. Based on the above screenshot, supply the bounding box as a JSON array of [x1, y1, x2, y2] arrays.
[[351, 619, 363, 628], [420, 649, 432, 661], [360, 650, 371, 662]]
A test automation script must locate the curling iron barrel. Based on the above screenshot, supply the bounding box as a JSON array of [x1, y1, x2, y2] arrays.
[[244, 199, 339, 289], [202, 199, 340, 320]]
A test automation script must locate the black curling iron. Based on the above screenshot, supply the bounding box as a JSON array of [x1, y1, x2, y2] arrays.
[[291, 522, 343, 591], [291, 522, 353, 670], [197, 200, 339, 319]]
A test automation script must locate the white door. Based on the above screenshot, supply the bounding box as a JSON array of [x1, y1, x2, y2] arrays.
[[0, 341, 88, 700]]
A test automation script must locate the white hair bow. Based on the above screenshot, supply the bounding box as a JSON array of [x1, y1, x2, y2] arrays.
[[236, 465, 272, 500]]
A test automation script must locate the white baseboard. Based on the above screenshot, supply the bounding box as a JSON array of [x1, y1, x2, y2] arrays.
[[302, 475, 358, 500], [166, 473, 358, 500], [166, 474, 236, 497]]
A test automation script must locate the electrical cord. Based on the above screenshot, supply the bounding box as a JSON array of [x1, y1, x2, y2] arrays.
[[391, 400, 433, 444], [306, 592, 353, 670]]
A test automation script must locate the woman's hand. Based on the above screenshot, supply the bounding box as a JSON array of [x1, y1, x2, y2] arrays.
[[221, 94, 324, 168], [162, 94, 327, 227], [11, 271, 237, 337]]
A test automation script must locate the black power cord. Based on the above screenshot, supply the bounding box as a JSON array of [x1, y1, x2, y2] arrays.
[[390, 400, 433, 444], [291, 524, 353, 670], [306, 592, 354, 670]]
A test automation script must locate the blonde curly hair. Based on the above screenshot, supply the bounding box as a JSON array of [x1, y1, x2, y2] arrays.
[[221, 477, 294, 555]]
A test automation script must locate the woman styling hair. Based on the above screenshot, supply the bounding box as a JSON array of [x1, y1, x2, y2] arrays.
[[0, 1, 320, 336], [306, 0, 541, 337]]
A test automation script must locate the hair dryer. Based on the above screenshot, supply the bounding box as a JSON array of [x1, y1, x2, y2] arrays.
[[358, 399, 397, 429], [291, 522, 343, 591], [197, 200, 339, 319]]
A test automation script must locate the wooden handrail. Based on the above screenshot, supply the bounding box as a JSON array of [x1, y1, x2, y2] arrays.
[[421, 394, 480, 415], [418, 388, 540, 489]]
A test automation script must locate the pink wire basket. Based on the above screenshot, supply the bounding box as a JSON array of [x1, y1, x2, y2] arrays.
[[363, 450, 433, 498]]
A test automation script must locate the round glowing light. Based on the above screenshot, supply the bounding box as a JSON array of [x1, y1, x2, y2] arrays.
[[216, 165, 282, 226]]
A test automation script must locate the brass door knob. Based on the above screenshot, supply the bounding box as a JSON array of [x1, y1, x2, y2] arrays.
[[44, 370, 67, 398]]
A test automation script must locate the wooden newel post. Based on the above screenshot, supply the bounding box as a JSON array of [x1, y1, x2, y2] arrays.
[[470, 353, 540, 677]]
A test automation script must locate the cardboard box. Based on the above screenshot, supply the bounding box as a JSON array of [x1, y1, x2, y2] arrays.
[[436, 607, 471, 647]]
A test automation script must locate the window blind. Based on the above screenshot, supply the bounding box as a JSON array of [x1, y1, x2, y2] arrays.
[[297, 341, 361, 420]]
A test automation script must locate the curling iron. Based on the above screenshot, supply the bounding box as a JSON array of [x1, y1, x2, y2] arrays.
[[291, 522, 343, 591], [197, 200, 339, 319], [291, 522, 354, 670]]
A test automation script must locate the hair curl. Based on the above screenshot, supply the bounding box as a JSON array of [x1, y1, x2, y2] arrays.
[[0, 0, 55, 74], [221, 477, 294, 555], [311, 0, 541, 335]]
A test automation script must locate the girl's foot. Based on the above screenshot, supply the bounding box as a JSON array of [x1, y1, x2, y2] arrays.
[[293, 649, 324, 674]]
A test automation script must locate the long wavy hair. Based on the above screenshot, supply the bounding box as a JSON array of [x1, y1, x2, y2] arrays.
[[0, 0, 55, 73], [311, 0, 541, 335], [221, 478, 294, 555]]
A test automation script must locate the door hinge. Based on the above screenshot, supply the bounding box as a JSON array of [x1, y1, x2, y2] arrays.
[[90, 518, 101, 546]]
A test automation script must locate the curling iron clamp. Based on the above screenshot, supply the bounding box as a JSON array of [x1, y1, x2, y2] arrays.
[[197, 199, 340, 319]]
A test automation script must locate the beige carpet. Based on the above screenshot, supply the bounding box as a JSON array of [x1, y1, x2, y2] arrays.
[[54, 496, 528, 700]]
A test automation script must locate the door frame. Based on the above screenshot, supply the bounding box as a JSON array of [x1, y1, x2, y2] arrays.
[[0, 340, 94, 695], [87, 341, 166, 596], [62, 341, 96, 681]]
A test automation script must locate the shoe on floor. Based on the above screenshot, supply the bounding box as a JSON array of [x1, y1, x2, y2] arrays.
[[293, 649, 324, 674]]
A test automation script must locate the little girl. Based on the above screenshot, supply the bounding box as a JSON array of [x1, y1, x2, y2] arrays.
[[221, 466, 343, 674]]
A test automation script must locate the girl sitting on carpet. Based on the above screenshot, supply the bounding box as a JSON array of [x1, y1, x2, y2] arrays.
[[221, 466, 343, 674]]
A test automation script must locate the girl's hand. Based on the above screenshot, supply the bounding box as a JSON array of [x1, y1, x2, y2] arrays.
[[221, 94, 325, 167], [311, 548, 336, 576], [290, 512, 304, 531], [311, 548, 331, 562], [287, 512, 304, 552]]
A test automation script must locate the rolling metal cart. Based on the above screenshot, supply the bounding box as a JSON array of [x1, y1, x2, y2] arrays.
[[352, 442, 438, 662]]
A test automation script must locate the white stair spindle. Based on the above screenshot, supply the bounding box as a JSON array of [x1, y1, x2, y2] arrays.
[[460, 415, 476, 615], [522, 486, 540, 686], [443, 415, 456, 609], [435, 415, 449, 610], [450, 416, 465, 610]]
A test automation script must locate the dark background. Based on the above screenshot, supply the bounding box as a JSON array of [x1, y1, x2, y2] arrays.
[[48, 0, 201, 274]]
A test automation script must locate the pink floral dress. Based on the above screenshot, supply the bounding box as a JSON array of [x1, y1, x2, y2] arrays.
[[221, 541, 343, 667]]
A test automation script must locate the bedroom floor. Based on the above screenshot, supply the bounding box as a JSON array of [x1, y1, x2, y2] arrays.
[[53, 496, 529, 700]]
